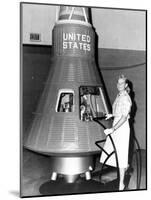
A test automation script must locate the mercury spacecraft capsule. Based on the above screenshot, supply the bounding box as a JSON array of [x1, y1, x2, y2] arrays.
[[24, 6, 111, 183]]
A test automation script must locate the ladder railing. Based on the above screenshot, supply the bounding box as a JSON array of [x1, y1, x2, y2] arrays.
[[93, 117, 120, 187]]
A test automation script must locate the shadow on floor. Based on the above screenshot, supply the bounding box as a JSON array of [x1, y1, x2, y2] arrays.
[[39, 178, 119, 196], [21, 149, 146, 197]]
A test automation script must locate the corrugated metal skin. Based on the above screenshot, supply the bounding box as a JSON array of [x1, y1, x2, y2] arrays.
[[24, 21, 110, 155]]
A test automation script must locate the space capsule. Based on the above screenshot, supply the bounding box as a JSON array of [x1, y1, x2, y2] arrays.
[[24, 6, 111, 183]]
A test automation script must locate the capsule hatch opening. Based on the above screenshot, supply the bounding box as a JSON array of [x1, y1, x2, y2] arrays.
[[79, 86, 109, 121]]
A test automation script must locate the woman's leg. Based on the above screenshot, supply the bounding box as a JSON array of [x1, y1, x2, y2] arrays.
[[119, 168, 126, 190]]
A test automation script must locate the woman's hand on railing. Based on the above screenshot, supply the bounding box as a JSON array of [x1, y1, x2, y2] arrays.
[[104, 128, 114, 136], [105, 113, 113, 120]]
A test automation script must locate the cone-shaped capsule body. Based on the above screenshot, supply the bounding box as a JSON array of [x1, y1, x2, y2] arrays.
[[24, 6, 110, 157]]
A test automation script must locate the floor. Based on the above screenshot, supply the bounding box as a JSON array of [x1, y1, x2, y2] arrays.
[[21, 148, 146, 197]]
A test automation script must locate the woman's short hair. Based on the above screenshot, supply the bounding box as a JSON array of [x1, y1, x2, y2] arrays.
[[118, 74, 130, 93], [118, 74, 127, 82]]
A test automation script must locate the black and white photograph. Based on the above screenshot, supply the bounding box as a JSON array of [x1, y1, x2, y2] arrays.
[[20, 2, 146, 198]]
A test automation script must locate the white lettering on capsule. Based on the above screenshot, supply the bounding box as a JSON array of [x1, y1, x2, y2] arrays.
[[62, 32, 91, 52]]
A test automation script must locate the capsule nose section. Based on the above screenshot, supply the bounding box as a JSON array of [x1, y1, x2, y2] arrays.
[[58, 6, 91, 24]]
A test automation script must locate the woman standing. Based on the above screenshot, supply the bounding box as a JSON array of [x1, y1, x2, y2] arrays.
[[100, 74, 132, 190]]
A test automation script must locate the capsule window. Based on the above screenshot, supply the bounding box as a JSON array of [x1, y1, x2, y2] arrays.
[[79, 86, 109, 121], [56, 89, 74, 112]]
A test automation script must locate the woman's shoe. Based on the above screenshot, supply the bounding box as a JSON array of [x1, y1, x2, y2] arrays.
[[119, 183, 125, 190]]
